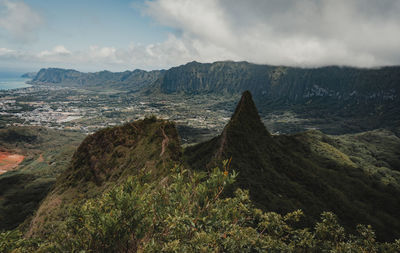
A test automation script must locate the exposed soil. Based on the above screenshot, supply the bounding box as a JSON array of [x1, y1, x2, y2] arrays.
[[0, 151, 25, 175], [160, 127, 169, 157], [37, 154, 44, 163]]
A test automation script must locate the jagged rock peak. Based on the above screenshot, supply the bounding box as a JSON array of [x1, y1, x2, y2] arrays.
[[232, 91, 258, 120], [227, 90, 271, 137]]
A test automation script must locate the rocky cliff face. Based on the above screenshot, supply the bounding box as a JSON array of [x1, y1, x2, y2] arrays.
[[156, 61, 272, 94], [153, 61, 400, 132], [32, 62, 400, 104], [156, 61, 400, 102]]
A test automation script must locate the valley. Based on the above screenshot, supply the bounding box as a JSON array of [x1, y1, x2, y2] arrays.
[[1, 61, 400, 251], [0, 85, 239, 144]]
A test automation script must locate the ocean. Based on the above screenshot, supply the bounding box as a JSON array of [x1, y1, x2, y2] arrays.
[[0, 76, 31, 90]]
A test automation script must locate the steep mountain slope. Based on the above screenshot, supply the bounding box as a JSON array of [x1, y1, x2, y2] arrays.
[[20, 72, 37, 78], [153, 61, 400, 133], [0, 127, 84, 231], [155, 61, 400, 101], [154, 61, 272, 94], [26, 117, 181, 237], [294, 129, 400, 185], [31, 68, 163, 91], [184, 91, 400, 241]]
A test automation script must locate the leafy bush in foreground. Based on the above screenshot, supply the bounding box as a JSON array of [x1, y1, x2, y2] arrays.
[[2, 164, 400, 252]]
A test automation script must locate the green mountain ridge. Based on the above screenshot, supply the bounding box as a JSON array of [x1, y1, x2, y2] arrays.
[[26, 117, 181, 237], [184, 91, 400, 241]]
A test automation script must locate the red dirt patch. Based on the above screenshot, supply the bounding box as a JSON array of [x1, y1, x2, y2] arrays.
[[37, 154, 44, 163], [0, 151, 25, 175]]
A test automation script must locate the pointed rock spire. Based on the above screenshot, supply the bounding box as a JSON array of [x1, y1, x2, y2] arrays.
[[226, 90, 271, 137], [214, 91, 272, 160]]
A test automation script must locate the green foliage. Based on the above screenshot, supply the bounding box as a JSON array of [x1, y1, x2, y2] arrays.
[[0, 127, 84, 231], [185, 92, 400, 241], [2, 164, 399, 252], [56, 166, 238, 252], [0, 230, 42, 253], [0, 174, 54, 231], [63, 118, 181, 187], [24, 118, 183, 238]]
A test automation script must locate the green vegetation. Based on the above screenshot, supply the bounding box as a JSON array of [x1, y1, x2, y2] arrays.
[[295, 129, 400, 188], [0, 127, 84, 231], [185, 91, 400, 241], [1, 90, 400, 251], [1, 166, 399, 252], [25, 117, 182, 238]]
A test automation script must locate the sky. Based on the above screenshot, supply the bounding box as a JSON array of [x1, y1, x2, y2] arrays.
[[0, 0, 400, 72]]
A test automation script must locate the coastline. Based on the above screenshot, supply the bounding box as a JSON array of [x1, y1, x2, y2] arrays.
[[0, 77, 32, 91]]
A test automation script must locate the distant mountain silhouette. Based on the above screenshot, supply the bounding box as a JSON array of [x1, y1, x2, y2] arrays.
[[31, 68, 163, 90]]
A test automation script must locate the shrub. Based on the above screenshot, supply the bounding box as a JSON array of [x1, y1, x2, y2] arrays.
[[2, 163, 399, 252]]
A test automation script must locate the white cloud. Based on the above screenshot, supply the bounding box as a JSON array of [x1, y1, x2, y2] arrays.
[[2, 0, 400, 71], [143, 0, 400, 67], [38, 45, 71, 58], [89, 46, 116, 59], [0, 39, 200, 71], [0, 47, 15, 55], [0, 0, 44, 43]]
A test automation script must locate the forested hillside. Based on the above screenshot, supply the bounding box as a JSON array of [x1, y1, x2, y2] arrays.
[[184, 91, 400, 241]]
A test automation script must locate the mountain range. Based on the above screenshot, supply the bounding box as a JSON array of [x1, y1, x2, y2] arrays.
[[29, 61, 400, 134], [30, 68, 163, 91]]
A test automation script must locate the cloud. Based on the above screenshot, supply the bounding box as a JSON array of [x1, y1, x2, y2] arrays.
[[38, 45, 71, 58], [0, 38, 199, 71], [0, 47, 15, 56], [0, 0, 43, 43], [2, 0, 400, 71], [143, 0, 400, 67]]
